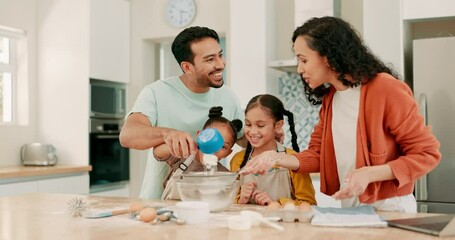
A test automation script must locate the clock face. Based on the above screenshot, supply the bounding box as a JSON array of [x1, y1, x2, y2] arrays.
[[166, 0, 197, 28]]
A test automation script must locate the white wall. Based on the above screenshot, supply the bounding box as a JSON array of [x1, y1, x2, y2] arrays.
[[0, 0, 90, 167], [37, 0, 90, 165], [229, 0, 279, 108], [0, 0, 38, 166]]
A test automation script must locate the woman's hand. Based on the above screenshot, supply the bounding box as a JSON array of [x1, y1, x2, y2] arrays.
[[241, 150, 281, 175], [238, 182, 257, 204], [252, 189, 273, 206], [332, 164, 394, 200], [332, 167, 372, 199]]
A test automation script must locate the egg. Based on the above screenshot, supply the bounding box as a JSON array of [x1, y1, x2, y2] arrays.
[[282, 202, 297, 210], [267, 201, 281, 210], [128, 202, 144, 212], [139, 207, 157, 223], [298, 202, 312, 212]]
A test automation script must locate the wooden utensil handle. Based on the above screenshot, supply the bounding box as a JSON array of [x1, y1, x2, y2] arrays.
[[111, 209, 129, 216]]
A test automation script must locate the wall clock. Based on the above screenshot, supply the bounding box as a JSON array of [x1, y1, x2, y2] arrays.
[[166, 0, 197, 28]]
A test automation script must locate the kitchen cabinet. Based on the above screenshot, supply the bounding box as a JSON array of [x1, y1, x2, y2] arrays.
[[341, 0, 455, 80], [38, 174, 89, 194], [90, 0, 130, 83], [0, 181, 37, 197], [89, 181, 130, 197], [0, 173, 89, 197], [268, 0, 338, 73], [402, 0, 455, 20]]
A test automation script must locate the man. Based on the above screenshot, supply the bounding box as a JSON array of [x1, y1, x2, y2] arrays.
[[120, 26, 245, 199]]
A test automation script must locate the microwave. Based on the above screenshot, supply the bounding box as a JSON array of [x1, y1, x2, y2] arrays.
[[90, 78, 126, 119]]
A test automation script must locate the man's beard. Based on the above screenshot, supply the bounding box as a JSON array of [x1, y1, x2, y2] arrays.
[[209, 80, 224, 88]]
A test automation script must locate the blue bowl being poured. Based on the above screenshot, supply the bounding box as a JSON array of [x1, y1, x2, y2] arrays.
[[197, 128, 224, 154]]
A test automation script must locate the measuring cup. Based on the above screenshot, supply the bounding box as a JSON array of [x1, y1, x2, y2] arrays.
[[197, 128, 224, 154], [197, 128, 224, 173], [240, 210, 284, 231]]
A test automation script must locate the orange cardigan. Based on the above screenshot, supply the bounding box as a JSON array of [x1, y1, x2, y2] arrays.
[[294, 73, 441, 204]]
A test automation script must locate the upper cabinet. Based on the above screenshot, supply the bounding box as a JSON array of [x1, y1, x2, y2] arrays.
[[90, 0, 130, 83], [268, 0, 338, 73], [341, 0, 455, 85], [402, 0, 455, 20]]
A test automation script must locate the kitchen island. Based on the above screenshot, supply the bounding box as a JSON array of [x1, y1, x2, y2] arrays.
[[0, 193, 452, 240]]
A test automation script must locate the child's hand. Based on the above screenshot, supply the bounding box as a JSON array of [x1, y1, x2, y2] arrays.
[[242, 150, 281, 175], [238, 182, 256, 204], [252, 189, 273, 206]]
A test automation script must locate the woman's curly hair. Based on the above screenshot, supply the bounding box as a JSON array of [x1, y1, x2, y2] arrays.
[[292, 16, 399, 105]]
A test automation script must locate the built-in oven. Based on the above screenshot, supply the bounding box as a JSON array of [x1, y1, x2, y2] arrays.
[[89, 118, 129, 187]]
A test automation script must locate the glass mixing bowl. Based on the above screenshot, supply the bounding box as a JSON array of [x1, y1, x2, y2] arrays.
[[176, 180, 240, 212], [180, 171, 238, 184]]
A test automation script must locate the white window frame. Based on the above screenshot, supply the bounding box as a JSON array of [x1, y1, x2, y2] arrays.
[[0, 26, 26, 125]]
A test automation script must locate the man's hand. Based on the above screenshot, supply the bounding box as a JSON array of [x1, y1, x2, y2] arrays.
[[162, 129, 197, 158]]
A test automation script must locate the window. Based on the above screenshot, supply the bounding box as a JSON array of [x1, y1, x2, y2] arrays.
[[0, 37, 13, 122], [0, 26, 26, 124]]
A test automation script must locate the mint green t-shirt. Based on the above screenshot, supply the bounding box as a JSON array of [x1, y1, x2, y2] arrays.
[[131, 76, 244, 199]]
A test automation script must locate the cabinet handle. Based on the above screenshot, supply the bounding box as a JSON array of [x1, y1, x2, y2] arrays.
[[415, 93, 428, 201], [94, 135, 119, 139]]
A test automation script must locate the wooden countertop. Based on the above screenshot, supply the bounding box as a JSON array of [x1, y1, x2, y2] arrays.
[[0, 193, 452, 240], [0, 165, 92, 179]]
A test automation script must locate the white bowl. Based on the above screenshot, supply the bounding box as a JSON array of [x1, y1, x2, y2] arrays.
[[175, 201, 210, 224], [176, 180, 240, 212]]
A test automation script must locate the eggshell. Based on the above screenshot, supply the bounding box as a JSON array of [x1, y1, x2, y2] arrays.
[[298, 202, 311, 212], [139, 208, 157, 223], [129, 202, 144, 212], [267, 201, 281, 210], [282, 202, 297, 210]]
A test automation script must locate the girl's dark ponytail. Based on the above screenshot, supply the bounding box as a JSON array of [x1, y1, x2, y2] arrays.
[[240, 142, 252, 169], [284, 109, 299, 152]]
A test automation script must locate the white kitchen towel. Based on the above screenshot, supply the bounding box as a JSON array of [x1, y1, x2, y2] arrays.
[[310, 206, 387, 228]]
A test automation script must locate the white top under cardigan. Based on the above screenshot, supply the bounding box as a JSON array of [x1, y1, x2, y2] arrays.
[[332, 85, 416, 213]]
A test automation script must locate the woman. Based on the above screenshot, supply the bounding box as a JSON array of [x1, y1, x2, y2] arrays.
[[241, 17, 440, 212]]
